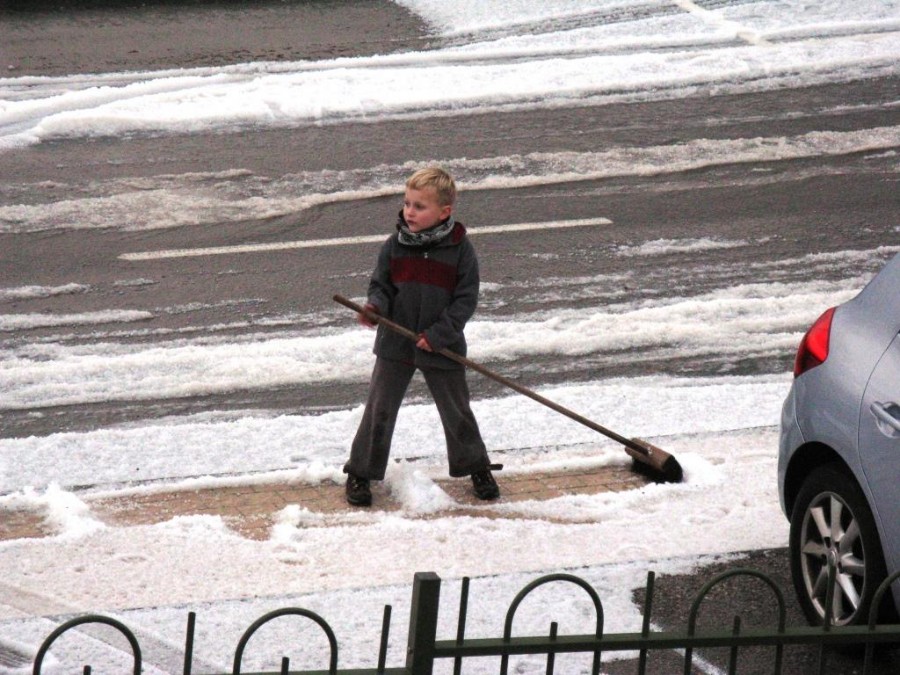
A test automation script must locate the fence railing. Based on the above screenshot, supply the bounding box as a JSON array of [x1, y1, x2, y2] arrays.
[[28, 565, 900, 674]]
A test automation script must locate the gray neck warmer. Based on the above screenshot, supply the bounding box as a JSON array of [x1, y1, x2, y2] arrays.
[[397, 212, 456, 248]]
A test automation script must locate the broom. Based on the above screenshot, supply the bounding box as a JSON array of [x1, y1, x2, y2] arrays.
[[334, 294, 683, 483]]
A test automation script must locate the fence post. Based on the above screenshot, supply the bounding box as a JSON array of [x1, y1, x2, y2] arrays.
[[406, 572, 441, 675], [183, 612, 196, 675]]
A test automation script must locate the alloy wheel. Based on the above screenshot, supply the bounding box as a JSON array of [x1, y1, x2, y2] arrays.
[[798, 491, 866, 625]]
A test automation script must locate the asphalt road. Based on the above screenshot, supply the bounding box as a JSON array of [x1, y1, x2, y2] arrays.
[[2, 76, 897, 437]]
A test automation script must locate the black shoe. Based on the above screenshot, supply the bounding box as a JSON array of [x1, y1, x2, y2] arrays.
[[345, 474, 372, 506], [471, 469, 500, 500]]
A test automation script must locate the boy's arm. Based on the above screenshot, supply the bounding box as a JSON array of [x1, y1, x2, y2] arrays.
[[366, 238, 395, 314], [423, 239, 479, 351]]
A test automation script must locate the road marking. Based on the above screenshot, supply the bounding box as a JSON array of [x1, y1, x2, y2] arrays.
[[118, 217, 613, 261]]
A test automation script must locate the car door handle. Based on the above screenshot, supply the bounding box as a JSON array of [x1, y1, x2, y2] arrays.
[[871, 401, 900, 436]]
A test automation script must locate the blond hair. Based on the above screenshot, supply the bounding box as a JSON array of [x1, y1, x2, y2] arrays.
[[406, 167, 457, 206]]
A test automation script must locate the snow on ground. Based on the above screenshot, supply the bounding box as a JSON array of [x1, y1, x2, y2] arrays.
[[0, 1, 898, 150], [4, 125, 900, 234], [5, 248, 897, 416], [1, 0, 898, 672], [0, 294, 804, 671], [0, 422, 782, 673]]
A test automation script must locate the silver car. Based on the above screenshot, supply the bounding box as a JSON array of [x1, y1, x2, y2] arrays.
[[779, 252, 900, 626]]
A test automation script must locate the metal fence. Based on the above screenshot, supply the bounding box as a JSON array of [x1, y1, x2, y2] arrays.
[[29, 566, 900, 674]]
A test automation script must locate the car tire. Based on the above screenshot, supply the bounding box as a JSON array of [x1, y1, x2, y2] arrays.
[[789, 463, 891, 627]]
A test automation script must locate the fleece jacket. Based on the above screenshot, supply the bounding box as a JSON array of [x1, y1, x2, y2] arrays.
[[366, 218, 479, 370]]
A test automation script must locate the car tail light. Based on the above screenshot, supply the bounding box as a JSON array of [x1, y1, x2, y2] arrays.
[[793, 307, 836, 378]]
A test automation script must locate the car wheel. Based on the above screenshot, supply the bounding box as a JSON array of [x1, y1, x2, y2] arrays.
[[789, 463, 890, 626]]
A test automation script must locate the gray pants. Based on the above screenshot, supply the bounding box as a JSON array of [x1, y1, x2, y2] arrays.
[[344, 357, 490, 480]]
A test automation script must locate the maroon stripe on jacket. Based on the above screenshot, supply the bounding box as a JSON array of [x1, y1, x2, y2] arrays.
[[391, 257, 457, 292]]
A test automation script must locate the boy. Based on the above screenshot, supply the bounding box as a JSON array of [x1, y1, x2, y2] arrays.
[[343, 167, 500, 506]]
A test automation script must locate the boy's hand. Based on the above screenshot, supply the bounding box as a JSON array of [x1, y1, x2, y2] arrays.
[[358, 303, 379, 328], [416, 333, 433, 352]]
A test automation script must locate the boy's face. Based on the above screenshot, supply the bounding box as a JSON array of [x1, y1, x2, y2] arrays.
[[403, 187, 452, 232]]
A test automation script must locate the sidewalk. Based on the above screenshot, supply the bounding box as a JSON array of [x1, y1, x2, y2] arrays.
[[1, 464, 649, 542]]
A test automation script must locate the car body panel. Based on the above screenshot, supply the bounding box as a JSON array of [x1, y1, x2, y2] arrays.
[[780, 252, 900, 504], [777, 387, 803, 512], [779, 252, 900, 611], [859, 334, 900, 575]]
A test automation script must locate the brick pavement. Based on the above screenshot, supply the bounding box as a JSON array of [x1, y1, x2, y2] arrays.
[[0, 464, 649, 543]]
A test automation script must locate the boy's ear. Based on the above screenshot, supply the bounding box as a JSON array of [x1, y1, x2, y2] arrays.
[[440, 203, 453, 221]]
